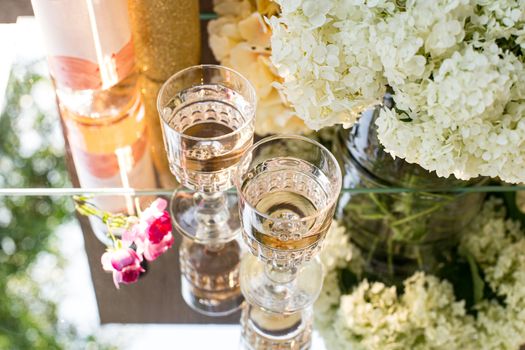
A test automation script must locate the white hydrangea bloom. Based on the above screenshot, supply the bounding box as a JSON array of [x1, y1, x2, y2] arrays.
[[332, 274, 475, 350], [208, 0, 308, 135], [270, 0, 525, 182], [474, 300, 525, 350], [269, 0, 390, 130], [401, 274, 476, 348], [374, 1, 472, 86], [461, 198, 525, 349], [471, 0, 525, 45], [316, 199, 525, 349], [315, 221, 352, 325], [376, 42, 525, 182]]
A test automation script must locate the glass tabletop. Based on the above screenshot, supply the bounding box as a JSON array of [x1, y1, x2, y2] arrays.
[[2, 12, 525, 350], [0, 16, 333, 350]]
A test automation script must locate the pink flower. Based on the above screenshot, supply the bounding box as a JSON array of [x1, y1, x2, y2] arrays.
[[141, 198, 169, 224], [122, 220, 142, 246], [147, 211, 172, 243], [141, 233, 174, 261], [101, 247, 144, 289], [123, 198, 174, 262]]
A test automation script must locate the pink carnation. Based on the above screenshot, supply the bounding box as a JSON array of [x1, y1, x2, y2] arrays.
[[101, 248, 144, 289], [122, 198, 174, 262]]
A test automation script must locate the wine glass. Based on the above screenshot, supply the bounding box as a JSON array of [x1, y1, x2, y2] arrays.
[[157, 64, 256, 244], [235, 135, 342, 313], [158, 65, 256, 315]]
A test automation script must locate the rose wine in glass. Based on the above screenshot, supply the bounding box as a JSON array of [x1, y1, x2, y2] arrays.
[[235, 135, 341, 348], [241, 158, 334, 255], [158, 65, 256, 316]]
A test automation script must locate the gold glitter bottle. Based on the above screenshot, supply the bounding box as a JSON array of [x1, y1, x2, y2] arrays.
[[128, 0, 201, 188]]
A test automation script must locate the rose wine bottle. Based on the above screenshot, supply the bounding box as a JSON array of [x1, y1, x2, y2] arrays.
[[32, 0, 157, 242]]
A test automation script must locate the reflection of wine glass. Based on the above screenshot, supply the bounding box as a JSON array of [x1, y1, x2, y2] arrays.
[[158, 64, 256, 244], [240, 302, 312, 350], [236, 135, 342, 313], [179, 237, 243, 316], [158, 65, 256, 315]]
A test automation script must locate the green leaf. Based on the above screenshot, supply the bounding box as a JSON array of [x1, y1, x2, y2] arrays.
[[501, 191, 525, 226], [462, 249, 485, 305]]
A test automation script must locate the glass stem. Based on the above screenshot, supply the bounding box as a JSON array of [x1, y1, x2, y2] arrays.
[[262, 262, 299, 303], [193, 191, 230, 241], [264, 263, 298, 286], [205, 242, 226, 252]]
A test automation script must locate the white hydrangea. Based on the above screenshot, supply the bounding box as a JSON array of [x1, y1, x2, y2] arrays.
[[331, 274, 476, 350], [471, 0, 525, 45], [462, 198, 525, 349], [269, 0, 391, 130], [474, 300, 525, 350], [315, 221, 353, 325], [316, 199, 525, 349], [270, 0, 525, 183], [401, 274, 476, 349], [376, 42, 525, 182], [373, 1, 473, 86], [208, 0, 308, 135]]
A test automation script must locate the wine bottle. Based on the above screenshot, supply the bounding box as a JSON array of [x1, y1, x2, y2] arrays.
[[32, 0, 157, 242]]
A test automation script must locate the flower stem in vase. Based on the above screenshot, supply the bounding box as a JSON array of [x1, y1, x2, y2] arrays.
[[335, 107, 487, 286]]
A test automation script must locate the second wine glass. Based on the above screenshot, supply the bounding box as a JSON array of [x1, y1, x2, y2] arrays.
[[235, 135, 342, 313]]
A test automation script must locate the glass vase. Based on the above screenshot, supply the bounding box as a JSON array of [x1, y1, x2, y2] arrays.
[[335, 99, 486, 286]]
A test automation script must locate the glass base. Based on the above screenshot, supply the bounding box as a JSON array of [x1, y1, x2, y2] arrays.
[[240, 302, 312, 350], [240, 254, 323, 313], [181, 276, 243, 317], [170, 189, 240, 244], [179, 238, 244, 317]]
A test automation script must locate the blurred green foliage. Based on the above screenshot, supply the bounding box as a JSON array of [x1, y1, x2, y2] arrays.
[[0, 62, 111, 350]]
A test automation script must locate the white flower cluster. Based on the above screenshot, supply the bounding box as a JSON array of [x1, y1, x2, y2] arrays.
[[471, 0, 525, 45], [318, 220, 353, 271], [270, 0, 525, 183], [461, 198, 525, 349], [315, 199, 525, 350], [208, 0, 308, 135], [315, 221, 356, 329], [318, 273, 476, 350], [269, 0, 390, 130], [336, 274, 475, 350]]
